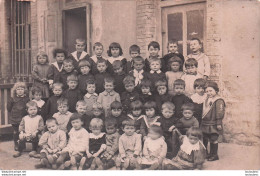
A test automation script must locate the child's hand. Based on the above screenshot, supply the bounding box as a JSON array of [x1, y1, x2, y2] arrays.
[[203, 75, 208, 80], [106, 154, 112, 160], [19, 132, 25, 140], [86, 152, 93, 158], [168, 125, 176, 132], [136, 130, 140, 134], [93, 153, 99, 158], [143, 136, 147, 141], [217, 125, 222, 131], [46, 148, 53, 154], [32, 131, 38, 138]]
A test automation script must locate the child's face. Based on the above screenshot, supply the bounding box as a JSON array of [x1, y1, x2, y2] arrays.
[[27, 106, 38, 116], [145, 108, 155, 118], [80, 66, 90, 75], [130, 51, 139, 58], [91, 127, 102, 136], [133, 61, 144, 71], [16, 87, 25, 96], [186, 65, 197, 74], [162, 108, 174, 119], [113, 66, 123, 74], [150, 61, 161, 71], [97, 62, 107, 73], [125, 83, 135, 93], [86, 84, 96, 94], [170, 62, 180, 72], [53, 86, 62, 96], [47, 121, 58, 134], [75, 42, 86, 52], [76, 105, 87, 115], [195, 87, 205, 96], [188, 135, 199, 145], [190, 40, 201, 53], [93, 108, 102, 117], [58, 104, 69, 114], [123, 125, 135, 136], [56, 53, 65, 64], [38, 56, 48, 65], [33, 92, 42, 101], [206, 87, 217, 98], [111, 108, 122, 117], [111, 48, 120, 57], [141, 86, 150, 94], [148, 46, 159, 57], [94, 46, 103, 56], [63, 62, 74, 73], [174, 85, 185, 95], [71, 119, 83, 130], [106, 125, 116, 135], [157, 86, 167, 95], [104, 82, 114, 92], [67, 80, 78, 89], [132, 109, 142, 117], [168, 43, 178, 53], [183, 110, 193, 119], [149, 129, 161, 140]]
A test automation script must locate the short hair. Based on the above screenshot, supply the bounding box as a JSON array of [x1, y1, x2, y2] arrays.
[[105, 117, 117, 128], [149, 57, 161, 65], [168, 55, 183, 65], [205, 81, 219, 93], [93, 102, 103, 110], [78, 60, 91, 68], [96, 58, 107, 65], [11, 82, 28, 98], [52, 83, 63, 90], [132, 56, 145, 64], [185, 58, 198, 68], [104, 76, 115, 85], [181, 103, 195, 112], [107, 42, 123, 57], [93, 42, 103, 50], [130, 100, 143, 111], [173, 79, 185, 88], [53, 48, 67, 58], [191, 38, 202, 45], [194, 78, 206, 90], [57, 98, 68, 106], [168, 39, 178, 46], [186, 127, 203, 140], [148, 41, 160, 50], [112, 60, 123, 69], [123, 75, 135, 86], [149, 124, 163, 137], [63, 59, 74, 65], [155, 79, 167, 88], [90, 118, 103, 130], [161, 102, 175, 111], [86, 79, 96, 87], [26, 101, 38, 109], [110, 101, 123, 110], [46, 118, 58, 125], [144, 101, 157, 112], [76, 100, 87, 107], [70, 113, 82, 122], [36, 51, 49, 64], [122, 119, 135, 128], [129, 44, 140, 54], [140, 79, 152, 88], [31, 86, 42, 95], [75, 38, 86, 45], [67, 74, 78, 82]]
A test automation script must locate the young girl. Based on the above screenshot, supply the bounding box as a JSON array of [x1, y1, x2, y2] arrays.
[[13, 101, 44, 158], [31, 51, 51, 99], [165, 56, 184, 95], [139, 79, 154, 104], [162, 127, 206, 170], [201, 81, 225, 161], [141, 125, 167, 170], [126, 100, 144, 134], [31, 86, 45, 115], [7, 82, 30, 151], [107, 42, 127, 73]]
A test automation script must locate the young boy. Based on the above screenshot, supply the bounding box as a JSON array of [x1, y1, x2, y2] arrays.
[[58, 59, 78, 90], [126, 44, 141, 73], [84, 79, 98, 116], [186, 38, 210, 79], [139, 79, 154, 103], [116, 119, 142, 170], [77, 60, 94, 95], [31, 86, 45, 115], [94, 59, 111, 94], [112, 60, 126, 95], [126, 100, 144, 134], [62, 75, 83, 113], [154, 80, 173, 112]]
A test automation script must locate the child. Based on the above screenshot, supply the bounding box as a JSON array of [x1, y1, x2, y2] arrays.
[[81, 118, 106, 170], [62, 74, 83, 112], [94, 59, 111, 94], [107, 42, 127, 73], [7, 82, 30, 151], [112, 60, 126, 94], [31, 86, 45, 115], [121, 76, 140, 113], [139, 79, 154, 104], [176, 103, 199, 135], [191, 78, 207, 124], [165, 56, 184, 95], [171, 79, 192, 120], [186, 38, 210, 80], [126, 44, 141, 73], [100, 118, 120, 169], [97, 77, 120, 117], [56, 113, 89, 170], [31, 51, 51, 99], [13, 101, 44, 158], [162, 39, 184, 71], [89, 42, 113, 75], [47, 48, 67, 87], [126, 100, 144, 134], [58, 59, 78, 90], [35, 118, 67, 169], [141, 125, 167, 170], [84, 79, 98, 116], [154, 79, 173, 112], [144, 41, 166, 72], [52, 98, 73, 133], [162, 127, 206, 170], [181, 58, 203, 97], [140, 101, 161, 140], [77, 60, 94, 95], [201, 81, 225, 161], [115, 119, 142, 170]]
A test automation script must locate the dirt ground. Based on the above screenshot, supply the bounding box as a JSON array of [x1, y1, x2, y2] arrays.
[[0, 140, 259, 170]]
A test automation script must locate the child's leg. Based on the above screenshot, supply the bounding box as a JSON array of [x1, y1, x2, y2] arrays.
[[148, 163, 159, 170], [123, 158, 130, 170], [70, 154, 81, 170], [208, 133, 219, 161], [11, 124, 19, 151], [56, 151, 69, 168], [29, 137, 39, 157], [90, 157, 97, 170], [78, 156, 86, 170], [13, 138, 26, 157], [95, 157, 103, 170], [170, 130, 180, 158], [115, 157, 122, 170]]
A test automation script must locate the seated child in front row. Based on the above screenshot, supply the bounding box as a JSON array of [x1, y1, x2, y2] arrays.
[[84, 79, 98, 116], [116, 119, 142, 170], [35, 118, 67, 169], [126, 100, 144, 134], [162, 127, 206, 170]]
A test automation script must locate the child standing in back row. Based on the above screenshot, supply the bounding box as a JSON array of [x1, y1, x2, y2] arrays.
[[126, 44, 141, 73], [107, 42, 127, 73], [77, 60, 94, 95]]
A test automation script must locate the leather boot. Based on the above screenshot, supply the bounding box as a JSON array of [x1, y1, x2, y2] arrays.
[[208, 143, 219, 161]]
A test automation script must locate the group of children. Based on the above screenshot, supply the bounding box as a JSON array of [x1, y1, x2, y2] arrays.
[[7, 38, 225, 170]]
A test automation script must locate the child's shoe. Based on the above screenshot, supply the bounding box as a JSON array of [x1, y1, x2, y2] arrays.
[[34, 163, 46, 169], [207, 143, 219, 161], [29, 151, 37, 157], [13, 151, 22, 158], [64, 160, 71, 168], [208, 155, 219, 161], [14, 141, 18, 151], [71, 165, 77, 170]]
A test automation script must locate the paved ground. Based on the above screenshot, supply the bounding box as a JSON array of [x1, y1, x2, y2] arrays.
[[0, 140, 259, 170]]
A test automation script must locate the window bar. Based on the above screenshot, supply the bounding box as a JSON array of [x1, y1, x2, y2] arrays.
[[17, 1, 21, 79], [14, 0, 17, 77], [183, 10, 187, 57], [21, 2, 24, 77], [25, 3, 28, 77], [11, 0, 14, 78]]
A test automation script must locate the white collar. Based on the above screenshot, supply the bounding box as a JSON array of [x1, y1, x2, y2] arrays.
[[71, 51, 88, 61], [58, 111, 71, 116], [191, 93, 207, 104], [133, 69, 144, 74], [52, 62, 63, 72], [127, 114, 144, 121], [180, 136, 205, 155], [89, 132, 105, 139], [107, 56, 124, 64], [143, 115, 160, 128], [91, 55, 105, 63], [150, 70, 162, 74], [84, 93, 98, 98]]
